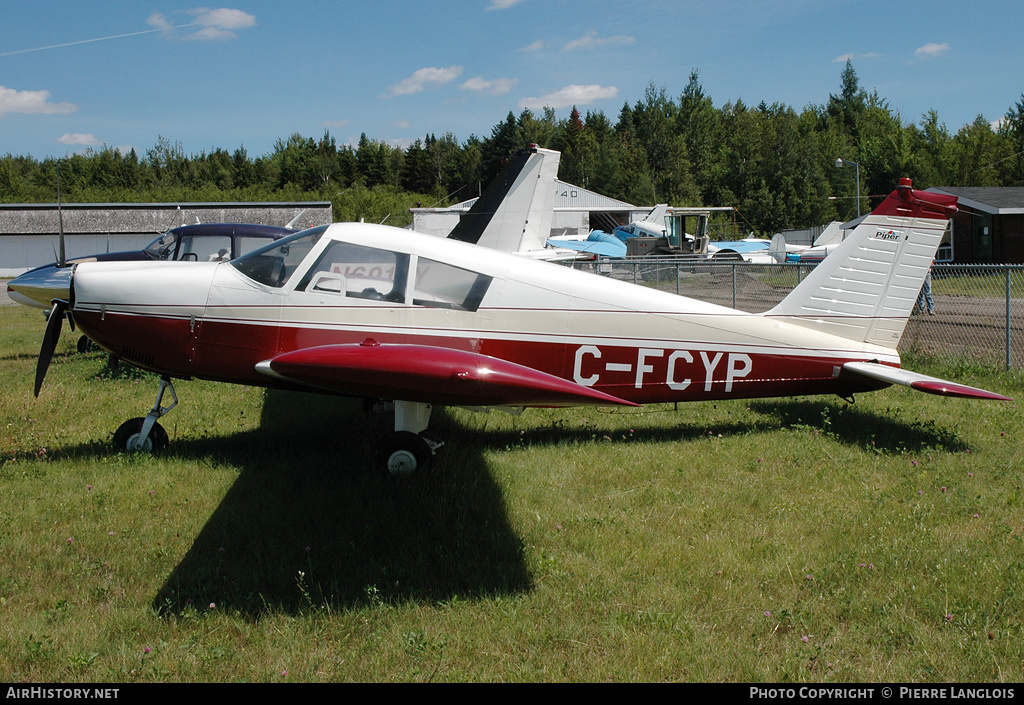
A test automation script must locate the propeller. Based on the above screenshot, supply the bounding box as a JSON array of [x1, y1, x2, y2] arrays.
[[35, 301, 71, 396], [33, 160, 74, 396]]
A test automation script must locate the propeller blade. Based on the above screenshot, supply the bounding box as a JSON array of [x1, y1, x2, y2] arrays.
[[35, 301, 66, 397]]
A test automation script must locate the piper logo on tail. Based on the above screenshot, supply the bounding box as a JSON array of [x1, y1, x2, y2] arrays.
[[874, 230, 903, 241]]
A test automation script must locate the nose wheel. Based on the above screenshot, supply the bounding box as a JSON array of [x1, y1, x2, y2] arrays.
[[113, 417, 169, 453]]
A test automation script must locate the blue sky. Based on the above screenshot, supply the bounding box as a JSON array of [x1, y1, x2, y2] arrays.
[[2, 0, 1022, 160]]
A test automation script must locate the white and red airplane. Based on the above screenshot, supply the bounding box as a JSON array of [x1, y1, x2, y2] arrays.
[[9, 178, 1009, 475]]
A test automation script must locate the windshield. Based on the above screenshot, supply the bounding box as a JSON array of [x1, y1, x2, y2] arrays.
[[230, 225, 328, 288], [143, 232, 178, 260]]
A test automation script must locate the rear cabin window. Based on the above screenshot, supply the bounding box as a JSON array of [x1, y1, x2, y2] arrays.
[[413, 258, 491, 312], [297, 240, 408, 302]]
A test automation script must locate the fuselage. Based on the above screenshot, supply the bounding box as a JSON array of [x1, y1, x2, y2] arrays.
[[68, 222, 898, 405]]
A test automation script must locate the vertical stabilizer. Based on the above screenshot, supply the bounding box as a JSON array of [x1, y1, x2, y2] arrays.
[[765, 179, 957, 348], [448, 146, 560, 252]]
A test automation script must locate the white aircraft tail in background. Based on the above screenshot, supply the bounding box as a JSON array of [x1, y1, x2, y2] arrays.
[[447, 145, 560, 254]]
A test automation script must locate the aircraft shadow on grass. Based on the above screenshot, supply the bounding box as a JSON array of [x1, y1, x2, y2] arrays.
[[145, 390, 970, 616], [747, 398, 970, 454]]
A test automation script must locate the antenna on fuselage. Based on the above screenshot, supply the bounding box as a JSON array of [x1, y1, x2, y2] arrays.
[[56, 161, 66, 268]]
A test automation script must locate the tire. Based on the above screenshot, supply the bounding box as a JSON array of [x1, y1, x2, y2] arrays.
[[379, 431, 432, 477], [113, 417, 169, 453]]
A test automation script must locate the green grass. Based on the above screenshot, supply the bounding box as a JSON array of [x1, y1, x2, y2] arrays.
[[1, 302, 1023, 682]]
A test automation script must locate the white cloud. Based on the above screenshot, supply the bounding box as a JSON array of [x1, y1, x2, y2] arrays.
[[915, 42, 950, 58], [521, 39, 545, 52], [57, 133, 100, 146], [0, 86, 77, 118], [488, 0, 527, 9], [147, 8, 256, 41], [392, 119, 411, 129], [461, 76, 518, 96], [386, 66, 464, 97], [146, 13, 176, 33], [321, 119, 350, 129], [188, 8, 257, 40], [562, 31, 635, 52], [519, 84, 619, 111]]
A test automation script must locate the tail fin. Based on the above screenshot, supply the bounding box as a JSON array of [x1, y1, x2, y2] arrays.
[[765, 179, 957, 348], [447, 145, 560, 253]]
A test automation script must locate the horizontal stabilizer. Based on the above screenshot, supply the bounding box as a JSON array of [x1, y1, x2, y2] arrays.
[[842, 361, 1011, 401], [257, 340, 639, 408]]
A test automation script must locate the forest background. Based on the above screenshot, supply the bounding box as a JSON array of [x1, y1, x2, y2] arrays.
[[3, 64, 1024, 236]]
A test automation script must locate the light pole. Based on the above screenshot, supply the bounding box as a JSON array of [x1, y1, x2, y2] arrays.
[[834, 157, 860, 218]]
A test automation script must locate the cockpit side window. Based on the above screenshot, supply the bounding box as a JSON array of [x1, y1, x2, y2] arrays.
[[179, 235, 232, 262], [231, 226, 327, 288], [413, 258, 491, 312], [296, 240, 408, 303]]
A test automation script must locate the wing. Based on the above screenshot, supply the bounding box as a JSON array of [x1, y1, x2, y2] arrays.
[[842, 361, 1011, 401], [256, 339, 639, 408]]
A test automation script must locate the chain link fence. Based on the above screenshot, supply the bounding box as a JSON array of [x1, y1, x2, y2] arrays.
[[565, 258, 1024, 370]]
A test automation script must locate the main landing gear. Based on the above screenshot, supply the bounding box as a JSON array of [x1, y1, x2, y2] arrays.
[[109, 376, 441, 476], [376, 400, 442, 477], [112, 376, 177, 453]]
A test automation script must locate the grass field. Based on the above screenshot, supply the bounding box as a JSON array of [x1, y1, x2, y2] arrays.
[[1, 301, 1023, 683]]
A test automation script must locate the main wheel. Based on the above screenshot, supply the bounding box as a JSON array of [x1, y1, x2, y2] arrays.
[[112, 417, 169, 453], [379, 431, 432, 477]]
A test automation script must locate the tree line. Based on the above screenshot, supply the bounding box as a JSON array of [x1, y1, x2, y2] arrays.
[[2, 63, 1023, 235]]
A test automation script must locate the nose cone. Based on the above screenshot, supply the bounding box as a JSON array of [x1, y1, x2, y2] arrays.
[[7, 266, 73, 309]]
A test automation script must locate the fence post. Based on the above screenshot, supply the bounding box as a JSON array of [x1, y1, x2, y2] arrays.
[[732, 263, 737, 309], [1007, 266, 1012, 371]]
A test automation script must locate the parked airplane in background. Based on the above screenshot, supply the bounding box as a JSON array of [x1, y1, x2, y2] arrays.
[[9, 178, 1009, 476], [546, 206, 669, 260], [707, 236, 774, 263], [769, 220, 848, 264], [8, 223, 298, 310]]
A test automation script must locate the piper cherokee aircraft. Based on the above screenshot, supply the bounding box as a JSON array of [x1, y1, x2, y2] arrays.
[[8, 178, 1010, 476]]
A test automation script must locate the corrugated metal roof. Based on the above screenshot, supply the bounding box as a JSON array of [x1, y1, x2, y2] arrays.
[[927, 187, 1024, 214], [0, 202, 333, 235]]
